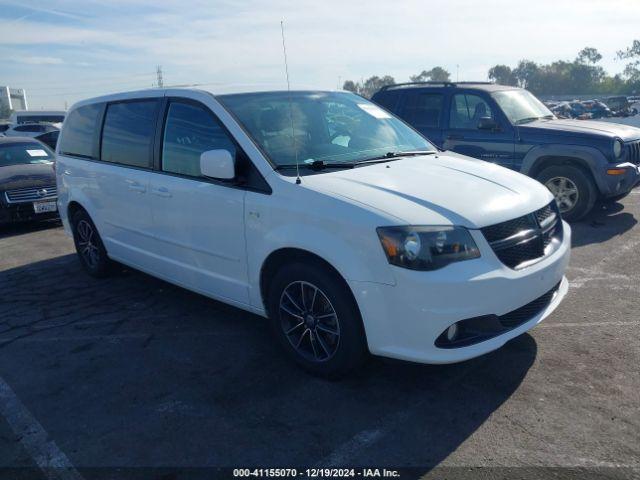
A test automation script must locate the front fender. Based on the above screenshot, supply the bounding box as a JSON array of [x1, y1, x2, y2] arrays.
[[246, 222, 396, 313], [521, 144, 610, 194]]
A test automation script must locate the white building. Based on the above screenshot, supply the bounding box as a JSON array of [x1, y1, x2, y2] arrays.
[[0, 86, 28, 111]]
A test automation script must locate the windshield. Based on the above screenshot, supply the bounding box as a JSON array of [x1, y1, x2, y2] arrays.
[[492, 90, 554, 124], [0, 143, 54, 167], [217, 91, 435, 170]]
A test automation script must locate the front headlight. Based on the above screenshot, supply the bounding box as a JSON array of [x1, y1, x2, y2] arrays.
[[377, 226, 480, 271], [613, 138, 624, 158]]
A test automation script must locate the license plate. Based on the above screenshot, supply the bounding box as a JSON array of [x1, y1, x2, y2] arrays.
[[33, 201, 57, 214]]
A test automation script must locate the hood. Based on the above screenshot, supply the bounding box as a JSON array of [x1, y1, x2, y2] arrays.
[[0, 163, 56, 191], [302, 153, 553, 229], [519, 118, 640, 142]]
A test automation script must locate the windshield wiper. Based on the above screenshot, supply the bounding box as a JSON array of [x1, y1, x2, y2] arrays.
[[274, 160, 355, 171], [355, 150, 436, 165], [515, 117, 541, 125]]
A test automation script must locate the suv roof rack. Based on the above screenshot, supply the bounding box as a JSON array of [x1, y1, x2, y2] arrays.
[[379, 81, 494, 91]]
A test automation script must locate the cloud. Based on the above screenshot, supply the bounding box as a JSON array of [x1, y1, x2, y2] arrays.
[[14, 55, 64, 65]]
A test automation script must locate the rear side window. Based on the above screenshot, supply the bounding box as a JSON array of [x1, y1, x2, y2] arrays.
[[59, 104, 102, 158], [101, 100, 159, 168], [162, 102, 236, 177], [398, 92, 444, 129]]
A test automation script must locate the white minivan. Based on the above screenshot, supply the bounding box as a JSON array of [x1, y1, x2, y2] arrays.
[[56, 88, 570, 376]]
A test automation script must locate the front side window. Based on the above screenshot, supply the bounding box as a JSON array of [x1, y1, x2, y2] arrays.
[[218, 91, 434, 171], [449, 94, 495, 129], [59, 104, 102, 158], [398, 92, 444, 129], [162, 102, 236, 177], [492, 89, 554, 124], [101, 100, 159, 168], [0, 142, 54, 167]]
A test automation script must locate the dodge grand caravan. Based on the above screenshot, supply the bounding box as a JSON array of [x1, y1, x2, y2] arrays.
[[56, 88, 570, 376]]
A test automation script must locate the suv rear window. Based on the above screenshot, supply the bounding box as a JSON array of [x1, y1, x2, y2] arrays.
[[398, 92, 444, 129], [101, 100, 159, 168], [59, 104, 102, 158]]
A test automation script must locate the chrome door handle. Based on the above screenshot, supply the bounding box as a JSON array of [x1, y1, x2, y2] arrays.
[[151, 186, 172, 198], [127, 181, 146, 193]]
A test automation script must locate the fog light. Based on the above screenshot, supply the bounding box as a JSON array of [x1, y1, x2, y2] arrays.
[[446, 323, 459, 342]]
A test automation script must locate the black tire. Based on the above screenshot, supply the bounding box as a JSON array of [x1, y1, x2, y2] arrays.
[[71, 209, 112, 278], [536, 165, 597, 222], [267, 261, 368, 377]]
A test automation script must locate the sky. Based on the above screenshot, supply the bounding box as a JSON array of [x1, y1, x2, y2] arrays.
[[1, 0, 639, 110]]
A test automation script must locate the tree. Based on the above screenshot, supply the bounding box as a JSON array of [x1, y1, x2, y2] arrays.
[[513, 60, 540, 90], [410, 67, 450, 83], [617, 39, 640, 83], [487, 65, 518, 86], [342, 75, 395, 98], [577, 47, 602, 65], [342, 80, 359, 94]]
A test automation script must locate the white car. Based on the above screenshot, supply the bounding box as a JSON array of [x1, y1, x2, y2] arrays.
[[56, 88, 570, 376]]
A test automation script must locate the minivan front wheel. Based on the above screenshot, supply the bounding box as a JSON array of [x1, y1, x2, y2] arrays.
[[537, 165, 596, 221], [267, 262, 368, 377], [71, 209, 112, 278]]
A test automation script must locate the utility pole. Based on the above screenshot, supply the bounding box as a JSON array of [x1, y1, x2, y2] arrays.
[[456, 64, 459, 82], [156, 65, 164, 88]]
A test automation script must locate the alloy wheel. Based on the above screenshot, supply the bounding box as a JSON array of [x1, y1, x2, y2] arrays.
[[76, 220, 100, 268], [545, 176, 579, 213], [279, 280, 341, 362]]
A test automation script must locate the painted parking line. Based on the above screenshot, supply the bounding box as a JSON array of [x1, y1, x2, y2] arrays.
[[0, 376, 84, 480]]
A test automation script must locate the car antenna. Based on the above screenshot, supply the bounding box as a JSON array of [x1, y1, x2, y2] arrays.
[[280, 20, 301, 185]]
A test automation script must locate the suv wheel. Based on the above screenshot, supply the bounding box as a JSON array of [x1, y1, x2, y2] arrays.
[[71, 209, 112, 277], [267, 262, 368, 377], [537, 165, 596, 222]]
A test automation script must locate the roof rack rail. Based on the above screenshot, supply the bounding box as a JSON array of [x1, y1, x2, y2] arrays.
[[379, 81, 494, 91]]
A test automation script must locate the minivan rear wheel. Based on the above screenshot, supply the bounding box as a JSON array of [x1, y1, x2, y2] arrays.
[[537, 165, 596, 222], [267, 262, 368, 377], [71, 209, 112, 278]]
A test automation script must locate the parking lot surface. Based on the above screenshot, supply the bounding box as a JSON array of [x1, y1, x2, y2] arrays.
[[0, 193, 639, 479]]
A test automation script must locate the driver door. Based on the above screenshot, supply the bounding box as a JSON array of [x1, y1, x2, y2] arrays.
[[442, 92, 515, 169]]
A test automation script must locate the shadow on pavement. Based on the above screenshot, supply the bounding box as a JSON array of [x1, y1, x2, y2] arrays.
[[571, 201, 636, 248], [0, 254, 537, 472], [0, 219, 61, 240]]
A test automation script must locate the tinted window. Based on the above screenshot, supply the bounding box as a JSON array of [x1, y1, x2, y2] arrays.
[[15, 125, 42, 132], [449, 94, 495, 129], [101, 100, 159, 168], [59, 104, 102, 158], [162, 102, 236, 177], [398, 92, 444, 129], [17, 115, 64, 124]]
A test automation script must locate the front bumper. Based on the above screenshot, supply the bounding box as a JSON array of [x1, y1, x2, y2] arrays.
[[600, 162, 640, 198], [351, 221, 571, 364], [0, 200, 59, 224]]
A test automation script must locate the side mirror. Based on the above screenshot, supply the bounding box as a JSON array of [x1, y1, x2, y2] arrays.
[[200, 149, 235, 180], [477, 116, 499, 131]]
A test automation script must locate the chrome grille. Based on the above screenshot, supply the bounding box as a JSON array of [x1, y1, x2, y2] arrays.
[[4, 185, 57, 204], [627, 140, 640, 165], [481, 202, 563, 269]]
